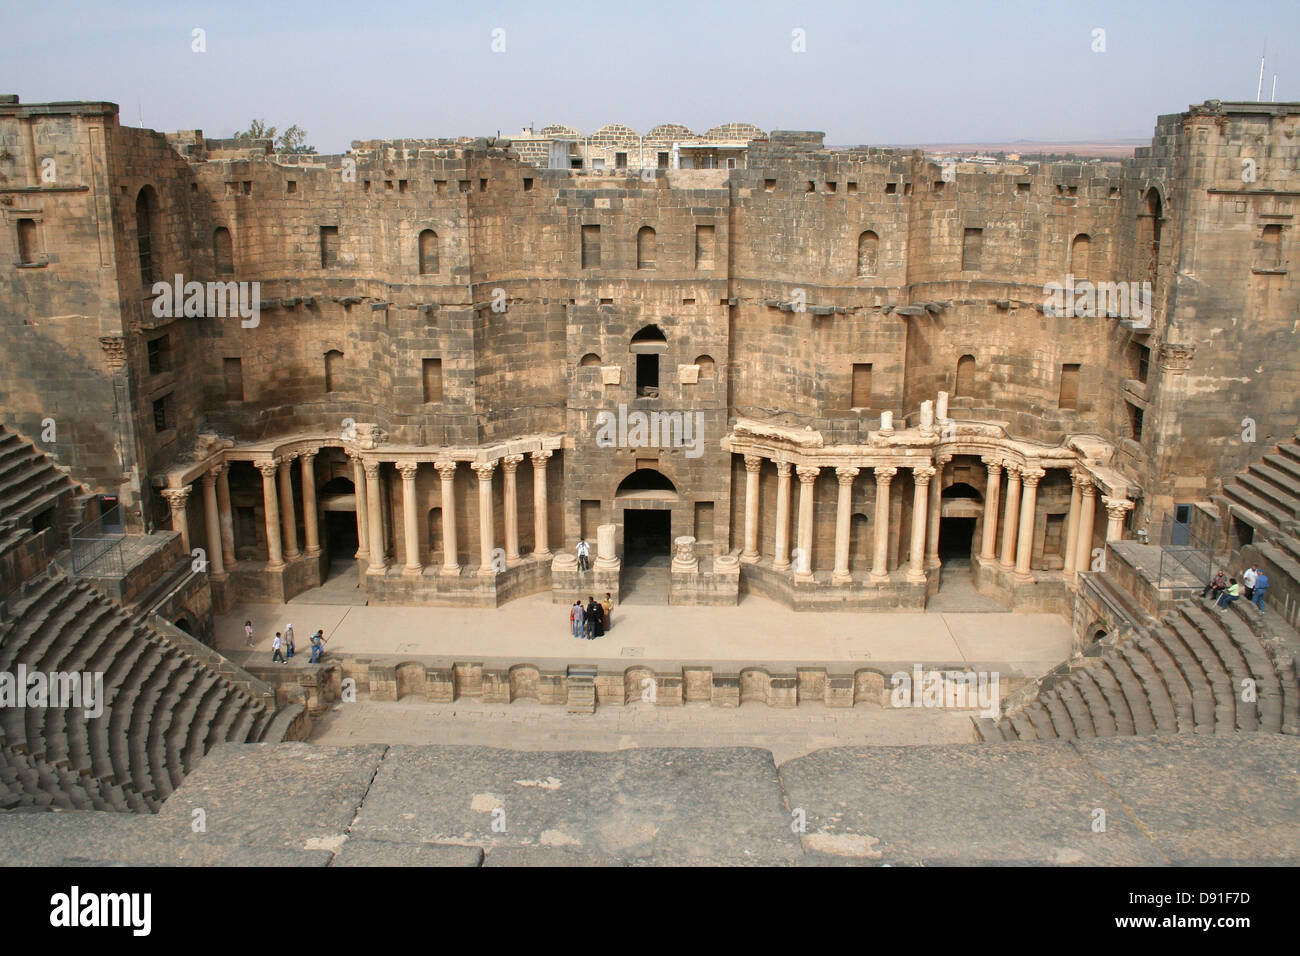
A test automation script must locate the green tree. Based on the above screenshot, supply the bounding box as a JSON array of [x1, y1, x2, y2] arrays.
[[233, 119, 316, 154]]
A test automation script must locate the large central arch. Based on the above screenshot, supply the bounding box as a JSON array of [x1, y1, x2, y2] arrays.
[[616, 469, 677, 566]]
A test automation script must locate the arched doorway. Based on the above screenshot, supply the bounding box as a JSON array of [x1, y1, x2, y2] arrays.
[[616, 469, 676, 568], [939, 482, 982, 565]]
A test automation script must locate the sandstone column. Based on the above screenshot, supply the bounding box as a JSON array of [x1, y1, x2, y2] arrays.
[[741, 455, 763, 563], [925, 455, 948, 570], [871, 466, 897, 582], [999, 465, 1022, 569], [300, 451, 320, 557], [1075, 481, 1098, 572], [1015, 468, 1044, 578], [794, 466, 819, 582], [215, 463, 236, 569], [257, 461, 285, 571], [833, 466, 859, 585], [1063, 470, 1085, 575], [277, 455, 300, 561], [163, 486, 192, 554], [398, 462, 422, 575], [1102, 496, 1134, 542], [773, 461, 793, 571], [531, 450, 551, 557], [979, 458, 1002, 562], [908, 465, 936, 583], [200, 471, 225, 579], [364, 461, 386, 574], [501, 454, 523, 565], [472, 461, 497, 576], [350, 454, 370, 563], [436, 460, 460, 575]]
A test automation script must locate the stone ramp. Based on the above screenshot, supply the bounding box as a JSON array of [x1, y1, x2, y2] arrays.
[[1, 734, 1297, 865]]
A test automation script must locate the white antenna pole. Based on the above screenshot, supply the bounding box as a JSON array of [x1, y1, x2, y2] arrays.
[[1272, 74, 1278, 102], [1257, 54, 1266, 101]]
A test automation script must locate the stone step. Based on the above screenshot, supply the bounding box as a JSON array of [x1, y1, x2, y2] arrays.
[[203, 686, 245, 754], [1054, 681, 1096, 737], [1164, 611, 1236, 730], [1111, 641, 1178, 733], [1072, 670, 1118, 736], [1040, 692, 1076, 738], [1099, 656, 1158, 735], [1263, 452, 1300, 484], [1134, 635, 1197, 733], [1276, 441, 1300, 466], [1151, 625, 1218, 732], [1008, 714, 1038, 740], [1025, 703, 1057, 739], [1088, 664, 1136, 735], [1182, 604, 1258, 732], [1222, 484, 1289, 530], [1223, 603, 1284, 733], [176, 673, 223, 777], [1240, 468, 1300, 519], [972, 716, 999, 741]]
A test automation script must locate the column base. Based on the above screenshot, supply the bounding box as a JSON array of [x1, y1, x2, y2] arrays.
[[478, 566, 498, 577], [924, 556, 941, 571], [266, 562, 287, 573], [366, 564, 388, 576], [905, 569, 927, 584], [533, 549, 553, 560], [403, 565, 423, 577], [741, 551, 760, 564], [773, 559, 791, 572], [1013, 570, 1035, 582], [440, 564, 461, 577], [868, 572, 890, 584], [284, 551, 301, 562], [832, 570, 852, 585], [305, 547, 322, 558], [794, 571, 815, 584]]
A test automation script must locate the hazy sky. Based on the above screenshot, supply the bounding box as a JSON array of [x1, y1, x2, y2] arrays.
[[3, 0, 1296, 153]]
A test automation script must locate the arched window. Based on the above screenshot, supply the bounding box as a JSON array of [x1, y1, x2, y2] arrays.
[[1070, 233, 1091, 276], [955, 354, 975, 397], [631, 325, 667, 397], [1140, 190, 1162, 286], [1259, 224, 1283, 270], [213, 227, 233, 276], [637, 226, 656, 270], [694, 354, 715, 379], [16, 219, 38, 265], [135, 186, 159, 284], [418, 229, 439, 275], [857, 230, 879, 276], [324, 350, 343, 393], [579, 352, 601, 367]]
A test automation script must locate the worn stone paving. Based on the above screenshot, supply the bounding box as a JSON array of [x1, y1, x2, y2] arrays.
[[0, 734, 1297, 866]]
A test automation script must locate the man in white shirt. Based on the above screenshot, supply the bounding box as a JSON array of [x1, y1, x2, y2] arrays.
[[1242, 565, 1258, 601], [577, 538, 590, 572]]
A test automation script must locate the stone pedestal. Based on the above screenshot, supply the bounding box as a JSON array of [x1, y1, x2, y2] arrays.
[[595, 523, 619, 570]]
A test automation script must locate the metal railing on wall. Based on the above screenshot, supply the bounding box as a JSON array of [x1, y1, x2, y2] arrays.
[[69, 505, 125, 577], [1157, 514, 1213, 591]]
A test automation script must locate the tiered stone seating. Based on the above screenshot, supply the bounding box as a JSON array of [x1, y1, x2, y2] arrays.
[[975, 595, 1299, 743], [0, 574, 288, 812], [0, 427, 74, 527]]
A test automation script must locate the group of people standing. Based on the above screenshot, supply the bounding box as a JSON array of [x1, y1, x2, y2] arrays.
[[570, 594, 612, 640], [1200, 564, 1270, 612], [243, 620, 329, 663]]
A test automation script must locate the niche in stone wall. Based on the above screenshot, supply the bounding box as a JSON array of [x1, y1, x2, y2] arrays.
[[955, 354, 975, 397], [857, 230, 879, 276], [961, 228, 983, 272], [419, 229, 440, 275], [637, 226, 657, 270], [213, 226, 233, 276]]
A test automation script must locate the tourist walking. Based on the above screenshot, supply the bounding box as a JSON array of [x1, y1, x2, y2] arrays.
[[309, 630, 325, 663], [272, 632, 286, 663], [1200, 570, 1227, 601], [1242, 565, 1258, 601], [570, 599, 585, 639], [601, 592, 613, 632], [1216, 579, 1241, 611], [244, 620, 255, 647], [577, 538, 590, 572], [285, 623, 295, 658], [586, 596, 604, 639], [1253, 570, 1270, 611]]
